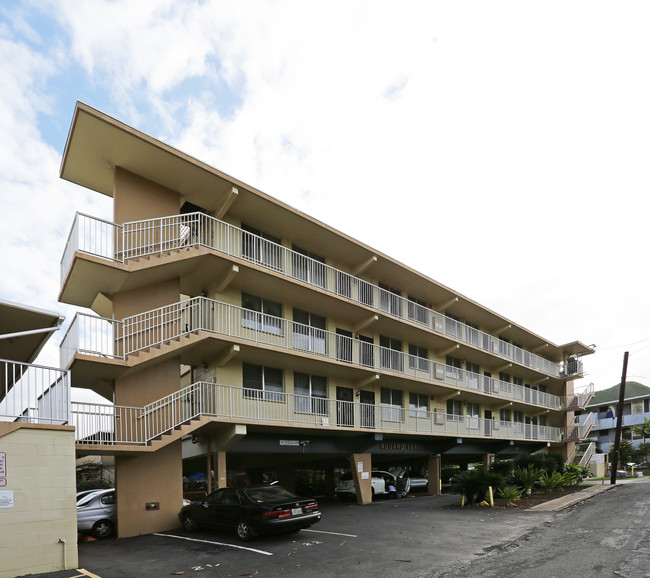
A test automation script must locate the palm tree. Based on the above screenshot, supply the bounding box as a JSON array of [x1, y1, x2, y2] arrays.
[[630, 417, 650, 443]]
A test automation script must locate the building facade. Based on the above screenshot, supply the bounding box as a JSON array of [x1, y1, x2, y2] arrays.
[[60, 102, 594, 538], [0, 301, 77, 577]]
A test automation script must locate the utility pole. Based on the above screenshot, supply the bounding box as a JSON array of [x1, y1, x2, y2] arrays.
[[610, 351, 629, 485]]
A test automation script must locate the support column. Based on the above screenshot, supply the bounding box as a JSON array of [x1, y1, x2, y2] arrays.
[[216, 451, 227, 489], [482, 453, 495, 472], [426, 454, 441, 496], [348, 453, 372, 504]]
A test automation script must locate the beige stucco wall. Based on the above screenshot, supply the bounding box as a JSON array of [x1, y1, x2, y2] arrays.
[[0, 424, 78, 577]]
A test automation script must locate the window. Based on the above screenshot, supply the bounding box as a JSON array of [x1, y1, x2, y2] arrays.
[[466, 361, 480, 389], [447, 399, 462, 421], [513, 410, 524, 434], [242, 293, 283, 335], [446, 355, 462, 380], [381, 388, 403, 422], [407, 296, 428, 325], [336, 328, 353, 362], [243, 363, 283, 401], [335, 271, 352, 298], [241, 223, 283, 270], [409, 392, 428, 418], [466, 402, 480, 429], [293, 308, 327, 355], [294, 372, 327, 414], [292, 245, 326, 288], [499, 408, 511, 422], [408, 344, 429, 372], [359, 334, 374, 367], [379, 283, 402, 317], [380, 335, 403, 372], [631, 400, 644, 414]]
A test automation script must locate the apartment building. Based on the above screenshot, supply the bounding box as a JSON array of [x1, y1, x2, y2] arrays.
[[59, 102, 594, 538]]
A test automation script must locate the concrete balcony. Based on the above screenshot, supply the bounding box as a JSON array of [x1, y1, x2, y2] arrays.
[[60, 212, 574, 379], [71, 381, 564, 450], [60, 297, 590, 412]]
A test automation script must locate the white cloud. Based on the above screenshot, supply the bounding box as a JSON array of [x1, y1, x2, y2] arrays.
[[2, 0, 650, 391]]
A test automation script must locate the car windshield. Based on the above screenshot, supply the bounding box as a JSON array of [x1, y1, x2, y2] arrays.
[[243, 486, 299, 503], [77, 492, 99, 507]]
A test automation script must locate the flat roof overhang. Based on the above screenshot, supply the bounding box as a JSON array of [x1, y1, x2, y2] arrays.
[[0, 299, 63, 363], [60, 102, 594, 363]]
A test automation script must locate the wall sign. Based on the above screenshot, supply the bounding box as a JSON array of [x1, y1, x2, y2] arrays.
[[0, 491, 13, 508]]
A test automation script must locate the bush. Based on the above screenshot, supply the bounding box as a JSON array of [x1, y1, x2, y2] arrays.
[[77, 479, 112, 491], [490, 460, 514, 478], [450, 469, 505, 505], [538, 471, 568, 492], [497, 486, 523, 506], [514, 453, 564, 474], [511, 465, 544, 495], [564, 463, 590, 485], [441, 465, 460, 484]]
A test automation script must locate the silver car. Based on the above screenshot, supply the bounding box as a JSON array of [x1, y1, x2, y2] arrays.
[[77, 488, 116, 538]]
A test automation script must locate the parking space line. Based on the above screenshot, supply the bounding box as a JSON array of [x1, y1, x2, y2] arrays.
[[153, 533, 274, 555], [301, 529, 358, 538]]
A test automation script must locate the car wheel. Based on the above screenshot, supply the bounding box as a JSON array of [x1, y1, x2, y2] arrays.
[[91, 519, 115, 539], [182, 512, 198, 532], [236, 520, 256, 541]]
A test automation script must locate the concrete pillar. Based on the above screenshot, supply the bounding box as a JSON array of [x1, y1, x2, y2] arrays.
[[348, 453, 372, 504], [216, 451, 227, 489], [426, 454, 441, 495], [483, 453, 495, 472], [116, 440, 182, 538]]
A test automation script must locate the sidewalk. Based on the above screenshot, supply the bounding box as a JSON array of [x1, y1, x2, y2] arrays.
[[529, 477, 648, 511]]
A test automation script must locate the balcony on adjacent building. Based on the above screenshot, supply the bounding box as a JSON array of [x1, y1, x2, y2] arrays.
[[60, 212, 581, 379]]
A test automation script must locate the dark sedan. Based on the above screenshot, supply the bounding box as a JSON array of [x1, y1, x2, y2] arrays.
[[179, 484, 321, 541]]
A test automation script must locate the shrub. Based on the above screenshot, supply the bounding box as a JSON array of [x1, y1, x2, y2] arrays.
[[511, 465, 544, 495], [441, 465, 460, 484], [538, 471, 567, 492], [450, 469, 505, 505], [497, 486, 523, 506], [77, 479, 112, 491], [490, 460, 514, 478], [564, 463, 590, 485], [514, 453, 563, 474]]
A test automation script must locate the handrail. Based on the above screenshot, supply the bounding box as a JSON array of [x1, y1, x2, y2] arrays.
[[63, 297, 568, 411], [60, 212, 571, 378], [0, 358, 70, 425], [71, 381, 563, 446]]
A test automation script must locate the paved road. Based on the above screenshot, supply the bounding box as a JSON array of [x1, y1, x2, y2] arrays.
[[432, 479, 650, 578], [28, 481, 650, 578]]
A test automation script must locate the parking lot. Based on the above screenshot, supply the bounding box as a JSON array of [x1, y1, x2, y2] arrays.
[[34, 492, 561, 578]]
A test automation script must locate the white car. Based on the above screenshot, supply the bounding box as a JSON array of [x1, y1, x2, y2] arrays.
[[335, 470, 410, 499]]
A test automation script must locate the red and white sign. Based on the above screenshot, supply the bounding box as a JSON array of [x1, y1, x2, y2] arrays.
[[0, 452, 6, 478]]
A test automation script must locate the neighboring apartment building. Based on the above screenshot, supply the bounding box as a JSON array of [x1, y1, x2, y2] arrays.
[[0, 300, 77, 577], [581, 391, 650, 454], [59, 102, 595, 538]]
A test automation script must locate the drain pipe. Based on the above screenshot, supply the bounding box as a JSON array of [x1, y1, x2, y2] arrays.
[[58, 538, 67, 569]]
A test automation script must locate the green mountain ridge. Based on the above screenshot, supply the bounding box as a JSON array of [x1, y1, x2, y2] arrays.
[[589, 381, 650, 406]]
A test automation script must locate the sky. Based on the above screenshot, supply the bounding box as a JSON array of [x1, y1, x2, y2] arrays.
[[1, 0, 649, 396]]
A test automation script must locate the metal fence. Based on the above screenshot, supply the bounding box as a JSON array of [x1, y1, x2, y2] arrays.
[[0, 358, 70, 425]]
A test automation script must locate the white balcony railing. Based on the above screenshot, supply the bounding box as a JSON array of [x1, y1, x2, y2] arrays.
[[61, 297, 576, 411], [0, 358, 70, 425], [61, 212, 575, 378], [566, 411, 596, 441], [72, 381, 564, 446]]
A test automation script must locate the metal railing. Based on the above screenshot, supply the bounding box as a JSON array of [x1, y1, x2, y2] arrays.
[[565, 383, 594, 410], [566, 412, 596, 441], [0, 358, 70, 425], [71, 381, 564, 446], [60, 212, 573, 378], [61, 297, 579, 411]]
